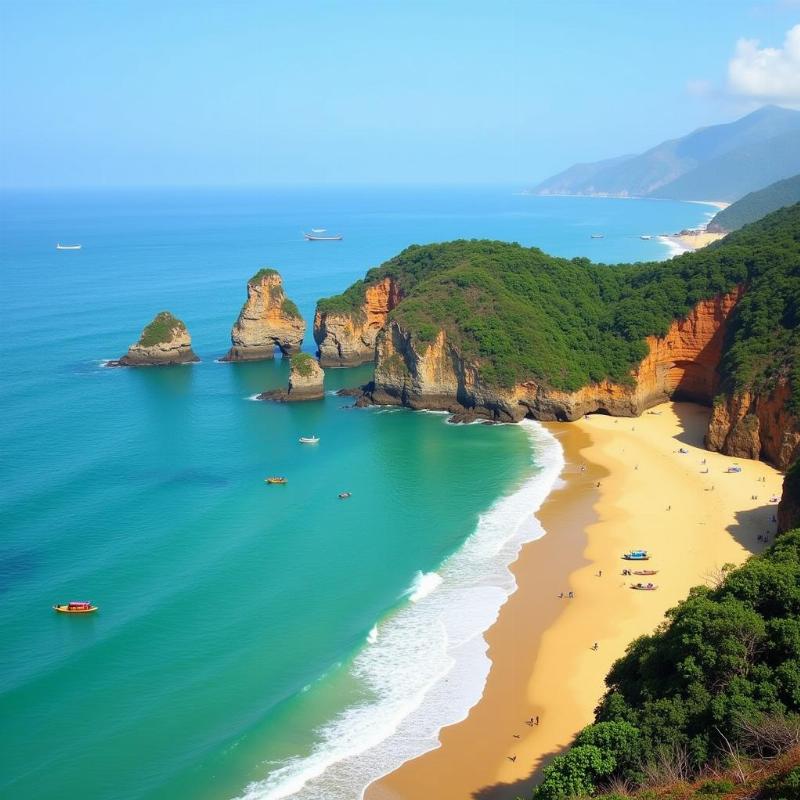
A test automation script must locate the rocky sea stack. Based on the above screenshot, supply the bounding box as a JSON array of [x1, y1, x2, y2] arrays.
[[223, 268, 304, 361], [258, 353, 325, 402], [109, 311, 199, 367]]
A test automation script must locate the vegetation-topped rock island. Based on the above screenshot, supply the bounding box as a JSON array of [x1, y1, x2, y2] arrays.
[[258, 353, 325, 402], [317, 204, 800, 470], [223, 268, 305, 361], [109, 311, 199, 366]]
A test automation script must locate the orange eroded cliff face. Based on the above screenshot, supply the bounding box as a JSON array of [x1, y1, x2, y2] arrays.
[[632, 287, 745, 406], [706, 380, 800, 470], [314, 276, 402, 366]]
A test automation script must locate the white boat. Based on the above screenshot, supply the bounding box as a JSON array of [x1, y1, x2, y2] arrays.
[[640, 234, 652, 240], [299, 436, 320, 444], [590, 233, 605, 239], [304, 232, 343, 241], [311, 228, 327, 233], [56, 243, 82, 250]]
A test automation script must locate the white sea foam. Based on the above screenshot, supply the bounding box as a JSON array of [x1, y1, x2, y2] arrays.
[[246, 394, 262, 402], [656, 235, 691, 260], [233, 420, 564, 800], [407, 571, 443, 602], [367, 625, 379, 644]]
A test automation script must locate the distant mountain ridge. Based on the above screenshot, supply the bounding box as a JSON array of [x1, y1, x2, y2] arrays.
[[533, 105, 800, 202]]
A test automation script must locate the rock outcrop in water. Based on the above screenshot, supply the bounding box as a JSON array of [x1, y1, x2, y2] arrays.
[[109, 311, 199, 366], [223, 269, 305, 361], [313, 276, 402, 366], [258, 353, 325, 402]]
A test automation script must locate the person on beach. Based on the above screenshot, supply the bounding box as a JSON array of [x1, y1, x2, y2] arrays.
[[568, 591, 574, 598], [592, 642, 599, 650], [535, 715, 539, 725]]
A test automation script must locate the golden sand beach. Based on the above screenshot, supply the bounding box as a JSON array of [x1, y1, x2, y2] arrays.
[[367, 401, 783, 800]]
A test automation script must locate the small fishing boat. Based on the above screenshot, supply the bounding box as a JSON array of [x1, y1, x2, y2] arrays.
[[265, 476, 287, 485], [299, 436, 320, 444], [631, 582, 658, 591], [304, 232, 343, 241], [56, 243, 82, 250], [640, 234, 652, 240], [623, 550, 650, 561], [633, 569, 658, 576], [590, 233, 605, 239], [338, 491, 352, 499], [53, 601, 97, 614]]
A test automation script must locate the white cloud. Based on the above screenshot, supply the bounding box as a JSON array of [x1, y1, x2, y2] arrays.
[[728, 24, 800, 102]]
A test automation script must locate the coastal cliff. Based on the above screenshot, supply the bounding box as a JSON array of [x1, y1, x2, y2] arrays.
[[366, 287, 800, 469], [110, 311, 199, 366], [367, 289, 746, 421], [223, 269, 304, 361], [313, 276, 402, 366], [707, 381, 800, 470]]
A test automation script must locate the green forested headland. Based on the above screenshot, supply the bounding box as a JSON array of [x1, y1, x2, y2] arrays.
[[317, 204, 800, 408], [709, 175, 800, 233]]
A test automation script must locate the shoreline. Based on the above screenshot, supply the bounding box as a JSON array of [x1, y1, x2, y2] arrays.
[[367, 401, 783, 800], [237, 419, 566, 800]]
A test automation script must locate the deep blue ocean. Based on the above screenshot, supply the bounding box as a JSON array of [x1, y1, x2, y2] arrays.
[[0, 187, 711, 800]]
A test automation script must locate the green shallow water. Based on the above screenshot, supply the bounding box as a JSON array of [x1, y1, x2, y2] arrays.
[[0, 186, 709, 799]]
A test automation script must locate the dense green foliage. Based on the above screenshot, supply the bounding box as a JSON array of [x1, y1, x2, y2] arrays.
[[532, 530, 800, 798], [317, 204, 800, 405], [316, 279, 369, 316], [709, 175, 800, 232], [248, 267, 279, 285], [290, 352, 316, 377], [137, 311, 185, 347], [761, 765, 800, 799], [281, 298, 301, 319]]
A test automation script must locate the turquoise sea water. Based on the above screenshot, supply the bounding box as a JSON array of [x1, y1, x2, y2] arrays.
[[0, 188, 710, 800]]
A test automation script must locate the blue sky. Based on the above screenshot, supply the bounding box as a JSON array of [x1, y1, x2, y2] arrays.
[[1, 0, 798, 187]]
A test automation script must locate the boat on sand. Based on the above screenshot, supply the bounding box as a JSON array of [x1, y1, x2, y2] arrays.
[[631, 582, 658, 591], [622, 549, 650, 561], [633, 569, 658, 576]]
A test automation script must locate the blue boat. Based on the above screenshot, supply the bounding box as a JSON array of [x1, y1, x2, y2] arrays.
[[623, 550, 650, 561]]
